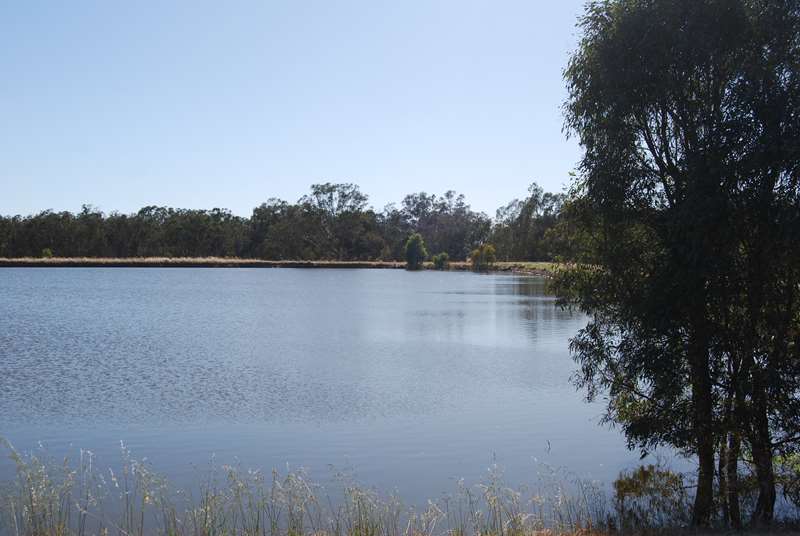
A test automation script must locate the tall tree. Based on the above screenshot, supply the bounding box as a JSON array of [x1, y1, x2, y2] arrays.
[[557, 0, 800, 527], [491, 182, 564, 261]]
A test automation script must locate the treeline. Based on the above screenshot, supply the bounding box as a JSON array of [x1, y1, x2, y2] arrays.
[[0, 183, 565, 261]]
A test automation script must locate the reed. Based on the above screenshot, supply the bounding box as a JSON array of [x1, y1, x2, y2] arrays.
[[0, 441, 613, 536], [6, 441, 786, 536]]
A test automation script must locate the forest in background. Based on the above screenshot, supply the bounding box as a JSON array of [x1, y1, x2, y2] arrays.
[[0, 182, 565, 262]]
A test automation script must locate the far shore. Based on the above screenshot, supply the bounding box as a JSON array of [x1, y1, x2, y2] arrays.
[[0, 257, 555, 276]]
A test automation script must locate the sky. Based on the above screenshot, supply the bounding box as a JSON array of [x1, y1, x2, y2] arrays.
[[1, 0, 586, 218]]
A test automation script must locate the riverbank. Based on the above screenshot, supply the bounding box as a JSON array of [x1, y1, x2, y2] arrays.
[[0, 257, 556, 276], [2, 440, 797, 536]]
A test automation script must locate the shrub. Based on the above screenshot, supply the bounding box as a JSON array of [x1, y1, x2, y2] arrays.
[[777, 453, 800, 509], [404, 233, 427, 270], [431, 252, 449, 270], [613, 464, 690, 530], [40, 248, 53, 258], [469, 244, 496, 271]]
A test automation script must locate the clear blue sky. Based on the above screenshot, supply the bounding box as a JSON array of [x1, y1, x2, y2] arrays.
[[1, 0, 585, 217]]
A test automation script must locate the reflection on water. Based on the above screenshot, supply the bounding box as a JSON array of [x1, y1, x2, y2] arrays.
[[0, 268, 650, 504]]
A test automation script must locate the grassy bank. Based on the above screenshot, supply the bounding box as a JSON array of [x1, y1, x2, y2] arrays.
[[0, 257, 556, 275], [0, 441, 605, 536], [2, 442, 797, 536]]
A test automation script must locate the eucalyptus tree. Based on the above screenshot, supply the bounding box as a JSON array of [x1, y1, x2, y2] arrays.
[[492, 182, 564, 261], [299, 183, 382, 259], [557, 0, 800, 527], [399, 190, 491, 260], [0, 216, 11, 256], [404, 233, 428, 270]]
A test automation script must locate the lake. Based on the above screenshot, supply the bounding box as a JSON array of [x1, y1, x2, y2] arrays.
[[0, 268, 653, 504]]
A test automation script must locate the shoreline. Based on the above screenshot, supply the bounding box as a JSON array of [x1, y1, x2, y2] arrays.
[[0, 257, 555, 276]]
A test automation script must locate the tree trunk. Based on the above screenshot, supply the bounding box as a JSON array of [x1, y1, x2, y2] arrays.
[[718, 438, 729, 527], [692, 417, 716, 527], [689, 324, 715, 528], [726, 430, 742, 529], [750, 376, 775, 526], [724, 380, 743, 530], [751, 443, 775, 526]]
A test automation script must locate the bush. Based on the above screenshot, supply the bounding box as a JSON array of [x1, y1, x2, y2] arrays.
[[777, 453, 800, 509], [469, 244, 496, 271], [613, 464, 690, 530], [404, 233, 428, 270], [40, 248, 53, 258], [431, 252, 449, 270]]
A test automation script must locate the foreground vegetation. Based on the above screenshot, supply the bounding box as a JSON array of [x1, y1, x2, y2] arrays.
[[2, 441, 798, 536], [0, 441, 607, 536]]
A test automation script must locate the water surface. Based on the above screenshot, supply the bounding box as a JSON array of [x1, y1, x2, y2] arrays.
[[0, 268, 648, 502]]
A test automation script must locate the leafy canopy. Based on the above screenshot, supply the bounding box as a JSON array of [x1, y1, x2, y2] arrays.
[[404, 233, 428, 270]]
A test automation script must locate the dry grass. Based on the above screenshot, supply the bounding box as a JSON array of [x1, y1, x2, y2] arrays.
[[0, 258, 556, 275], [0, 441, 611, 536], [486, 262, 557, 274]]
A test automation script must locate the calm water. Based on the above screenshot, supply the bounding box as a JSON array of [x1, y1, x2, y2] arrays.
[[0, 268, 651, 502]]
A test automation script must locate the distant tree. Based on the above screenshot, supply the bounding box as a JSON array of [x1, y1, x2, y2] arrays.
[[491, 183, 564, 261], [75, 204, 108, 256], [299, 183, 383, 259], [431, 252, 450, 270], [301, 182, 368, 218], [469, 244, 496, 272], [103, 212, 135, 257], [0, 217, 11, 257], [404, 233, 427, 270], [0, 183, 568, 263], [377, 203, 413, 260], [398, 191, 491, 260]]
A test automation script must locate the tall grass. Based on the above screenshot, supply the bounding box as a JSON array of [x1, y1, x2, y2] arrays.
[[0, 440, 612, 536]]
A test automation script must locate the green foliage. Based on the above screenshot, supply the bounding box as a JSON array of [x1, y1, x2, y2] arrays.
[[404, 233, 427, 270], [0, 183, 565, 262], [613, 465, 690, 529], [40, 247, 53, 258], [469, 244, 496, 272], [777, 453, 800, 509], [382, 191, 493, 261], [557, 0, 800, 527], [431, 252, 449, 270], [490, 182, 564, 261]]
